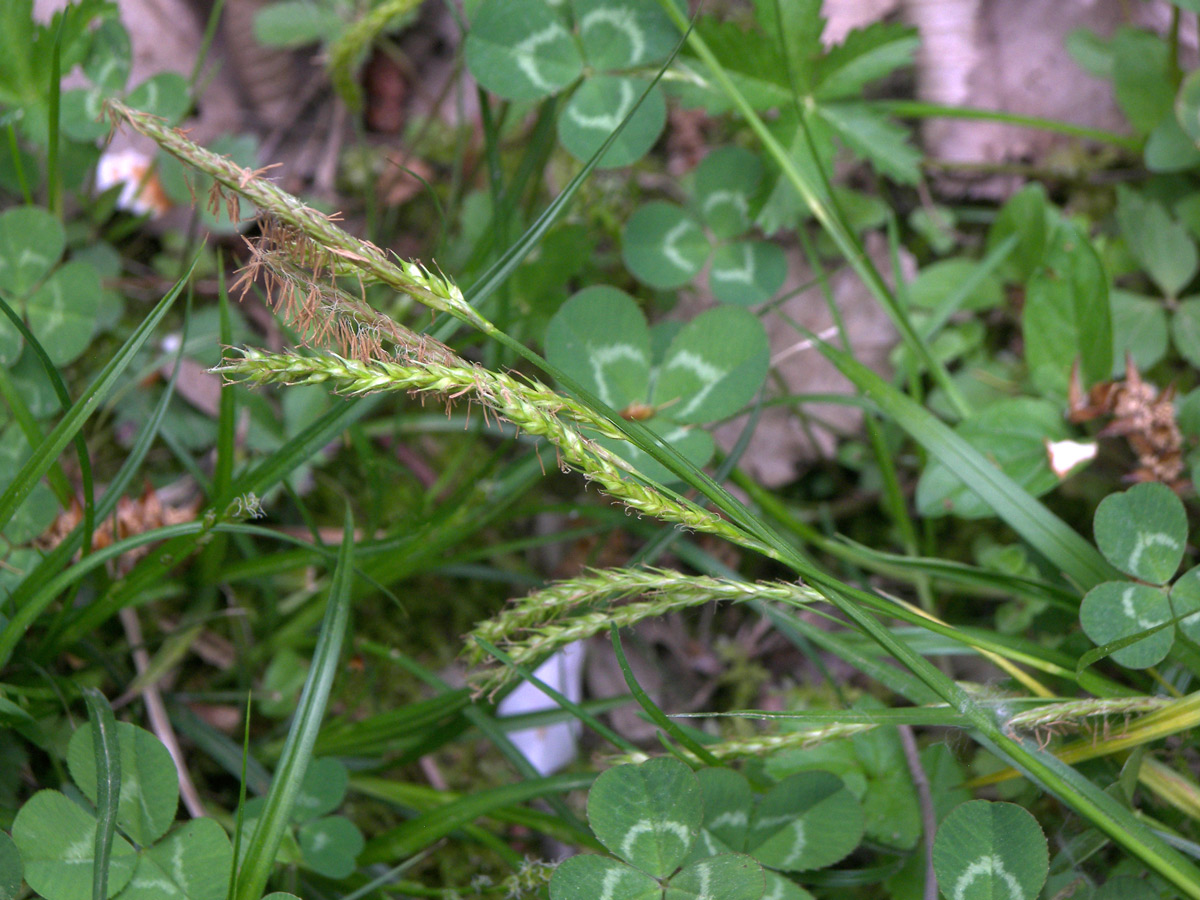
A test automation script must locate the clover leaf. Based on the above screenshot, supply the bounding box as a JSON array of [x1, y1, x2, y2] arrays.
[[0, 206, 102, 367], [10, 722, 233, 900], [464, 0, 675, 166], [545, 287, 769, 482], [589, 758, 702, 876], [932, 801, 1048, 900], [693, 769, 863, 874], [1094, 482, 1187, 584], [239, 756, 363, 878], [1079, 483, 1193, 669], [623, 148, 787, 306], [550, 759, 765, 900]]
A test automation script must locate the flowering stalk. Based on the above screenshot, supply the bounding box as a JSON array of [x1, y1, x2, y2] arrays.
[[216, 349, 763, 552], [107, 100, 494, 334], [466, 567, 823, 688]]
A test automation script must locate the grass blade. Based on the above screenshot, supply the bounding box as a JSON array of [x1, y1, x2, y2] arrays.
[[809, 335, 1116, 590], [81, 688, 120, 900], [233, 508, 355, 900], [359, 771, 595, 864], [0, 260, 192, 534]]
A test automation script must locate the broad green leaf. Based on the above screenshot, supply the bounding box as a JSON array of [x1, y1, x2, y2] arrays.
[[291, 757, 349, 822], [0, 206, 64, 297], [545, 286, 651, 411], [1024, 220, 1111, 396], [1145, 115, 1200, 172], [664, 853, 764, 900], [253, 0, 345, 47], [1171, 296, 1200, 367], [622, 202, 709, 289], [652, 306, 769, 423], [915, 398, 1070, 520], [125, 72, 191, 124], [1177, 68, 1200, 145], [259, 648, 308, 718], [756, 109, 836, 235], [0, 830, 21, 900], [1169, 566, 1200, 644], [814, 21, 918, 101], [1116, 186, 1198, 297], [674, 16, 790, 114], [986, 184, 1048, 284], [1093, 482, 1187, 583], [1065, 28, 1112, 79], [25, 260, 101, 365], [82, 17, 131, 92], [558, 76, 665, 167], [709, 241, 787, 307], [694, 146, 761, 239], [696, 768, 753, 855], [68, 721, 179, 845], [0, 424, 59, 544], [1080, 582, 1174, 668], [11, 790, 137, 900], [1112, 28, 1173, 134], [908, 259, 1002, 313], [574, 0, 676, 70], [465, 0, 581, 100], [1110, 291, 1168, 373], [752, 0, 822, 94], [298, 816, 364, 879], [1179, 386, 1200, 436], [550, 855, 660, 900], [116, 818, 232, 900], [815, 102, 920, 184], [932, 801, 1047, 900], [587, 758, 701, 876], [762, 871, 815, 900], [0, 0, 36, 105], [746, 771, 862, 872], [849, 708, 919, 849], [60, 88, 110, 142]]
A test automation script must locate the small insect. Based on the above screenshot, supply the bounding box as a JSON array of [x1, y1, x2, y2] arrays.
[[620, 402, 656, 421]]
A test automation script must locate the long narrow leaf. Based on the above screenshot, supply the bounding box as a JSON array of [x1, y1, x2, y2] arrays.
[[810, 336, 1116, 590], [0, 261, 191, 532], [233, 508, 355, 900], [82, 689, 120, 900], [359, 771, 595, 864]]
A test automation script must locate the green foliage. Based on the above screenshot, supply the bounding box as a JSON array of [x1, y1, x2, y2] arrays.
[[622, 147, 787, 306], [10, 721, 232, 900], [931, 801, 1049, 900], [671, 0, 920, 202], [0, 205, 103, 366], [916, 398, 1073, 519], [1080, 483, 1199, 668], [465, 0, 675, 166], [545, 286, 768, 482], [254, 0, 421, 109], [8, 2, 1200, 900], [551, 758, 865, 900]]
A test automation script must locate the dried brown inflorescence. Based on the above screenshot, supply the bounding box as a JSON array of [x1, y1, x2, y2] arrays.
[[232, 217, 465, 370], [1069, 355, 1187, 488]]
